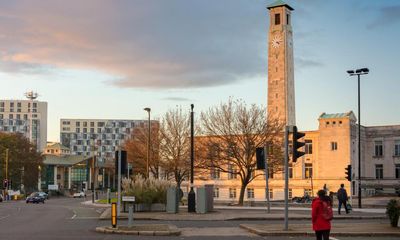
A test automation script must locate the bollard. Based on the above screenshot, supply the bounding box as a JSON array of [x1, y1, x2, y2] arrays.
[[128, 205, 133, 228], [107, 188, 111, 204], [111, 202, 117, 228]]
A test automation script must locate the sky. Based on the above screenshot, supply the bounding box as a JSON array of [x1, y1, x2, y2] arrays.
[[0, 0, 399, 142]]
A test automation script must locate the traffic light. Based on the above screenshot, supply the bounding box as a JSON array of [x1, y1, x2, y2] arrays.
[[256, 147, 265, 169], [345, 165, 352, 181], [292, 126, 305, 162], [115, 150, 127, 176]]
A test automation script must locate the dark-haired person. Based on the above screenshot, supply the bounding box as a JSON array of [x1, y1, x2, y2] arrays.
[[337, 183, 349, 214], [312, 189, 333, 240]]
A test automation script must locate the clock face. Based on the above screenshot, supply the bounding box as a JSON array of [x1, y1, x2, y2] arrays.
[[271, 35, 282, 49]]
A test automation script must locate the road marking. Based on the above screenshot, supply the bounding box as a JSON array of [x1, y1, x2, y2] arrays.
[[71, 209, 77, 219], [330, 237, 340, 240], [0, 214, 10, 221]]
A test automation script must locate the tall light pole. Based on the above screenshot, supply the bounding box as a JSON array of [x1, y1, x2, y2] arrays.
[[188, 104, 196, 212], [144, 108, 151, 178], [347, 67, 369, 209]]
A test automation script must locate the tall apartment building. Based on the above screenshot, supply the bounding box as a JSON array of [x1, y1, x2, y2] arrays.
[[0, 99, 48, 151], [60, 119, 156, 163]]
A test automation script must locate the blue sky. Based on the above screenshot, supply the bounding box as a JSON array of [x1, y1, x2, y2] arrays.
[[0, 0, 399, 142]]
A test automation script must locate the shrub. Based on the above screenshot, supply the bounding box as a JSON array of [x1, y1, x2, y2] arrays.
[[386, 199, 400, 227], [122, 175, 174, 204]]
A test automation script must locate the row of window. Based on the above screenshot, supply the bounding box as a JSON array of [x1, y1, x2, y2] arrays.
[[214, 188, 304, 199], [374, 140, 400, 157], [73, 127, 131, 134], [375, 164, 400, 179], [210, 163, 314, 180], [0, 102, 37, 108], [62, 121, 134, 128], [0, 114, 37, 120]]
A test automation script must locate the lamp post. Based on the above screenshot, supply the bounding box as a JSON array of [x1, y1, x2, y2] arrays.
[[347, 67, 369, 209], [144, 107, 151, 178], [188, 104, 196, 212]]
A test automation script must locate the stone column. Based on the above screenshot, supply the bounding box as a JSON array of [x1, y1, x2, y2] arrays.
[[68, 167, 72, 189], [53, 166, 58, 187]]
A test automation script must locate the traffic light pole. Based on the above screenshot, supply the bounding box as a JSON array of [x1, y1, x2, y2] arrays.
[[264, 145, 270, 213], [284, 126, 289, 231]]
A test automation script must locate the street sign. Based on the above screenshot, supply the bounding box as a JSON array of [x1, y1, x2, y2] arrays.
[[122, 196, 135, 202]]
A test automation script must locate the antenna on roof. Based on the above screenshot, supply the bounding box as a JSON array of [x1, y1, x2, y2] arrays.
[[24, 91, 39, 101]]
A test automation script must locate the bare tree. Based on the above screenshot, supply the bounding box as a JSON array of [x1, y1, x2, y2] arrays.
[[198, 99, 283, 205], [124, 123, 161, 178], [159, 108, 191, 188]]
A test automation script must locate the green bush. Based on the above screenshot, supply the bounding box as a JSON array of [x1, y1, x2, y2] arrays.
[[122, 175, 174, 204], [386, 199, 400, 227]]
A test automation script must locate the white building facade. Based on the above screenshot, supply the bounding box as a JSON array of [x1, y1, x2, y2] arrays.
[[60, 119, 152, 163], [0, 99, 48, 151]]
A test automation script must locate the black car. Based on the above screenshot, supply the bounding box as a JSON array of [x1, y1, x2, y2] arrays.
[[26, 192, 45, 204]]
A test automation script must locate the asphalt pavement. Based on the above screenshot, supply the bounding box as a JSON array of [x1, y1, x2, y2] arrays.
[[0, 197, 398, 240]]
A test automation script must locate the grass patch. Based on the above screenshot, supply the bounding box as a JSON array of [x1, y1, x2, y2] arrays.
[[97, 198, 117, 204]]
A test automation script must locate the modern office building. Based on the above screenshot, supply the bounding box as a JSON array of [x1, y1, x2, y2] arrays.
[[60, 118, 157, 163], [0, 98, 48, 151]]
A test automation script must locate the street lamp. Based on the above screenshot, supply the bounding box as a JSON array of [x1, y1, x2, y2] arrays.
[[188, 104, 196, 212], [347, 67, 369, 209], [144, 107, 151, 178]]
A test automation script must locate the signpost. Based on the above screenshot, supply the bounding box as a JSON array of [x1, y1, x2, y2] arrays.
[[122, 196, 135, 227]]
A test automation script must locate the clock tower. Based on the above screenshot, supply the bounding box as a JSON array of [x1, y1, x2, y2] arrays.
[[267, 1, 295, 126]]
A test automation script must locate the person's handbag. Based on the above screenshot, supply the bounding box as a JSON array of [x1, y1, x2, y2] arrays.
[[346, 202, 352, 211]]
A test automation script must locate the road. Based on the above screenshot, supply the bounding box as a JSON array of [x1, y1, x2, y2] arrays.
[[0, 197, 395, 240]]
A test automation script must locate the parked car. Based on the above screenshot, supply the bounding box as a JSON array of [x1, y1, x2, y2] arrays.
[[26, 192, 45, 204], [73, 191, 86, 198], [37, 192, 49, 199]]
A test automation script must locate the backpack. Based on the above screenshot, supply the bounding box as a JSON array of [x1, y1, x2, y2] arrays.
[[321, 201, 333, 220]]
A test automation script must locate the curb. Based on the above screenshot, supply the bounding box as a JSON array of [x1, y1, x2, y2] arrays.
[[95, 225, 181, 236], [239, 224, 400, 237]]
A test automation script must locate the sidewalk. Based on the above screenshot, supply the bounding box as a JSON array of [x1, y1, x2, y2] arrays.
[[240, 223, 400, 237], [98, 205, 387, 221]]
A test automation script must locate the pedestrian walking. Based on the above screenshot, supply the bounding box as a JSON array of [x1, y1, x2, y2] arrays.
[[337, 183, 349, 214], [312, 189, 333, 240]]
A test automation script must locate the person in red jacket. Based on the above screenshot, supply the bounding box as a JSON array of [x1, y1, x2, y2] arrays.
[[312, 189, 333, 240]]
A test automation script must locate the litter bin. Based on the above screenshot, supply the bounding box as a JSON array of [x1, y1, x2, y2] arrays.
[[166, 187, 179, 213]]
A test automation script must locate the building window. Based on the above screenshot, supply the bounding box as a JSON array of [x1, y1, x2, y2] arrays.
[[269, 188, 273, 199], [375, 164, 383, 179], [395, 164, 400, 179], [304, 163, 313, 179], [394, 140, 400, 157], [374, 140, 383, 157], [305, 140, 313, 154], [275, 13, 280, 25], [76, 122, 80, 127], [228, 164, 237, 179], [289, 189, 292, 199], [214, 188, 219, 198], [76, 128, 80, 133], [289, 163, 293, 179], [247, 188, 254, 199], [83, 122, 87, 127], [304, 189, 312, 197], [229, 188, 236, 199], [331, 142, 338, 151], [90, 122, 94, 127], [286, 14, 290, 25], [211, 168, 220, 180]]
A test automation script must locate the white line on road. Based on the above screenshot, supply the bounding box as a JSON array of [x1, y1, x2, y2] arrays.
[[330, 237, 340, 240], [71, 210, 77, 219]]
